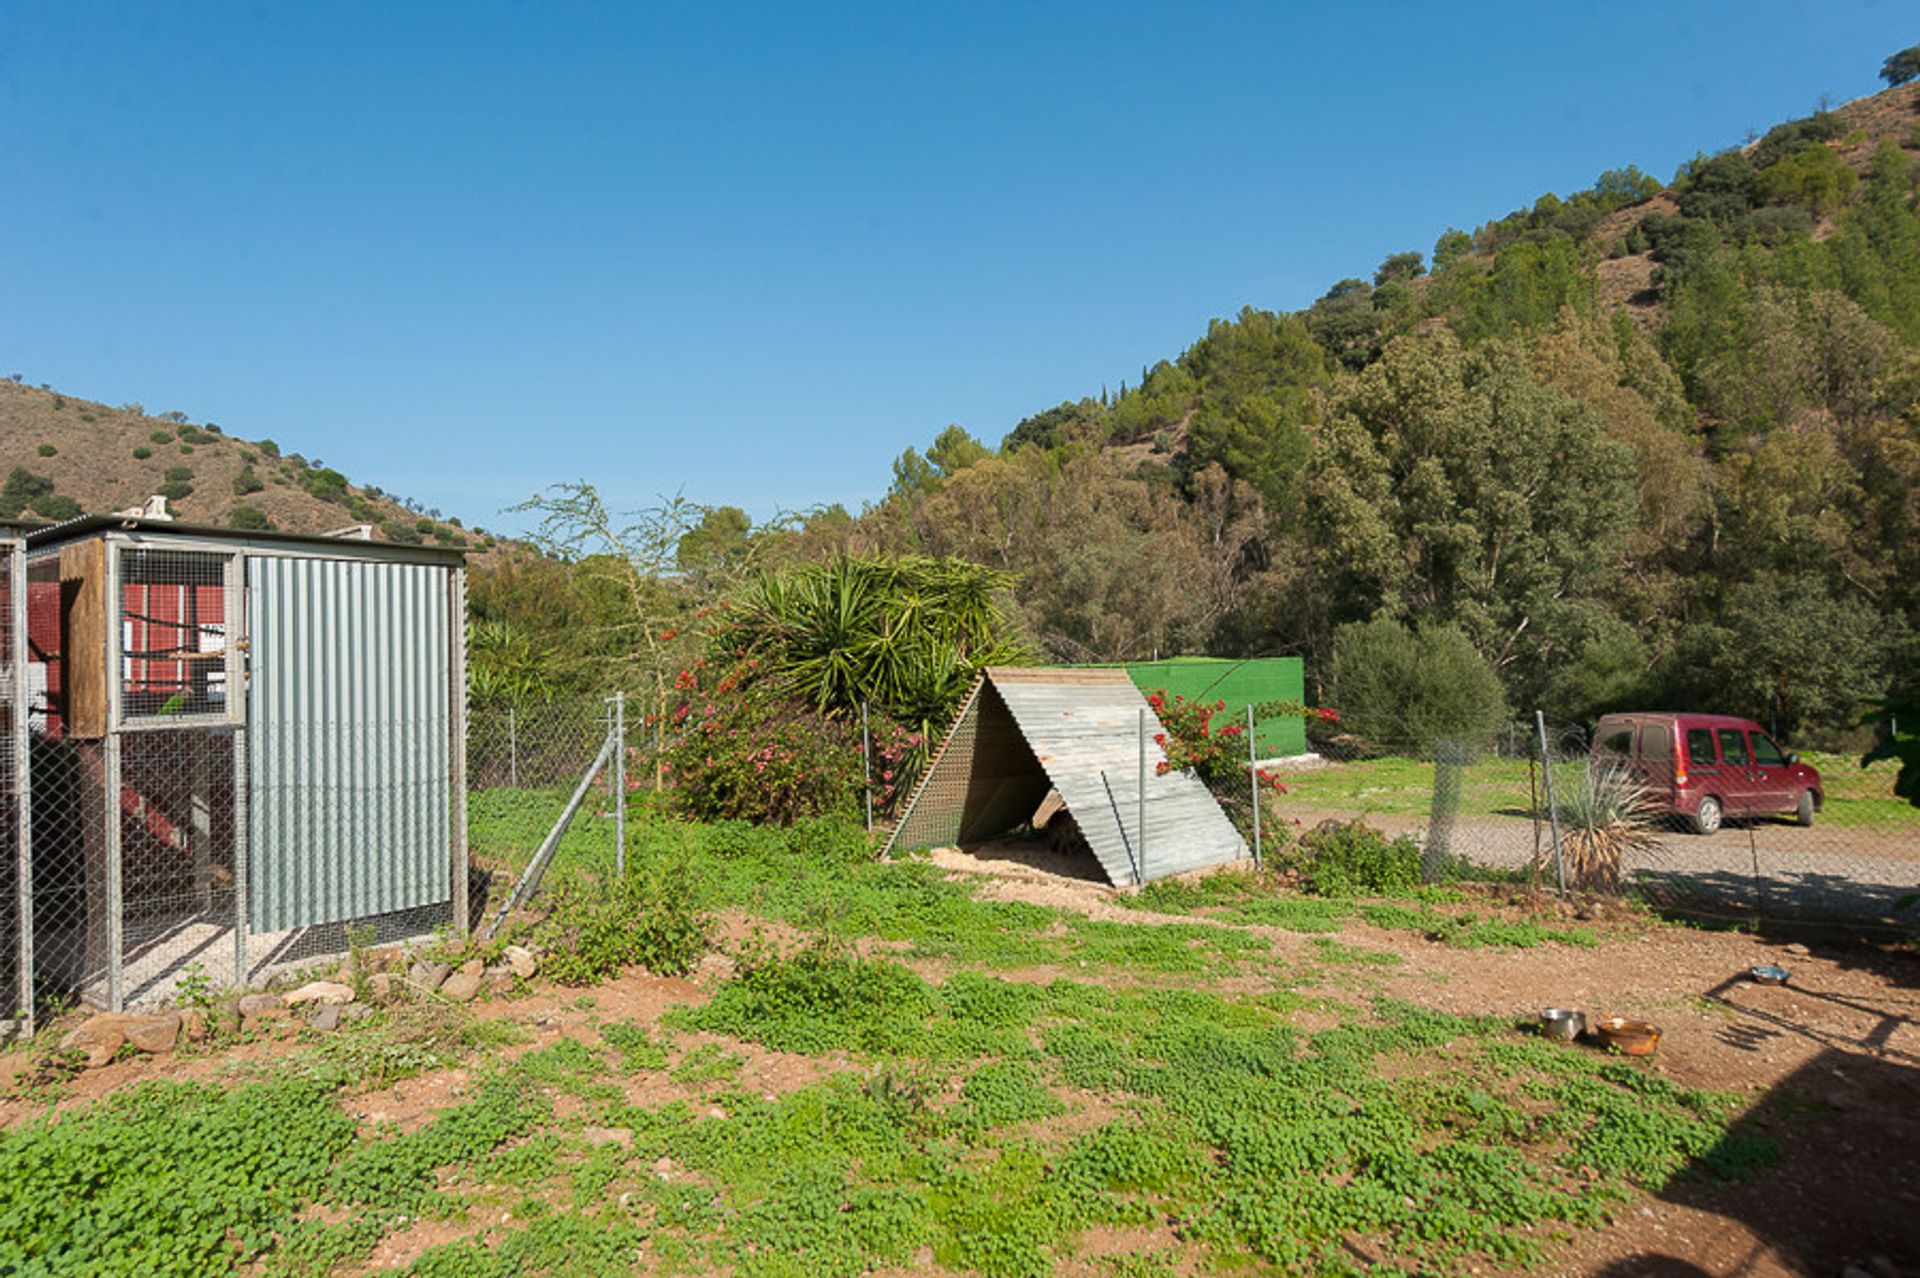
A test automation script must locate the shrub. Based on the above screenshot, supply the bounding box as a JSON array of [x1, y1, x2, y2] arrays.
[[31, 495, 81, 521], [35, 443, 54, 457], [702, 818, 781, 860], [663, 661, 863, 824], [301, 467, 350, 503], [227, 506, 273, 531], [132, 446, 152, 459], [380, 519, 423, 545], [149, 429, 172, 444], [1556, 765, 1661, 894], [536, 860, 711, 985], [687, 939, 935, 1054], [784, 814, 871, 864], [164, 465, 194, 483], [1292, 820, 1421, 896], [258, 438, 280, 457], [157, 481, 193, 501], [232, 466, 264, 496], [1330, 616, 1507, 752], [0, 468, 55, 519]]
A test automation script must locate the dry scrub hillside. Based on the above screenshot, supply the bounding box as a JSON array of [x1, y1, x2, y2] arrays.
[[0, 378, 489, 549]]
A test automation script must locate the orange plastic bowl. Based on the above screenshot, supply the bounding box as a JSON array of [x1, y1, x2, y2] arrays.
[[1592, 1017, 1661, 1056]]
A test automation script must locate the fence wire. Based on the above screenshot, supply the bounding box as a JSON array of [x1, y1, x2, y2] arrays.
[[1264, 711, 1919, 930]]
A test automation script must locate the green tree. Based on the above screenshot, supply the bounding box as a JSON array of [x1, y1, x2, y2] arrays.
[[1433, 227, 1473, 270], [1374, 251, 1425, 286], [675, 505, 753, 573], [0, 468, 55, 519], [1707, 573, 1890, 742], [1330, 615, 1509, 751], [1880, 44, 1920, 87]]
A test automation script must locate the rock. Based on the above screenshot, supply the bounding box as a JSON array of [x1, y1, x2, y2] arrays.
[[124, 1013, 181, 1054], [178, 1009, 209, 1044], [583, 1126, 633, 1148], [1784, 942, 1810, 956], [285, 981, 356, 1007], [441, 969, 484, 1003], [503, 945, 538, 980], [343, 1003, 375, 1024], [486, 967, 516, 996], [410, 962, 450, 992], [238, 993, 289, 1020], [369, 973, 395, 1002], [458, 958, 484, 980], [306, 1004, 342, 1032], [59, 1016, 127, 1068]]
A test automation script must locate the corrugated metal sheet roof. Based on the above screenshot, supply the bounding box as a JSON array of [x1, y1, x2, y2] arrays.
[[885, 667, 1247, 885]]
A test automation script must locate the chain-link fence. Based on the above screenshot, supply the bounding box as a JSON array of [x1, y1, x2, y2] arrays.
[[1256, 710, 1919, 930], [467, 696, 635, 929]]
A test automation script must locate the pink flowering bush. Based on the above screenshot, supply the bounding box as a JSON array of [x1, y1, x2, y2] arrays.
[[660, 660, 862, 824], [1147, 689, 1339, 851]]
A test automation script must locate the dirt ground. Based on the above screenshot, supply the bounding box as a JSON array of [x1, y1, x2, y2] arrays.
[[933, 844, 1920, 1278], [8, 845, 1918, 1277]]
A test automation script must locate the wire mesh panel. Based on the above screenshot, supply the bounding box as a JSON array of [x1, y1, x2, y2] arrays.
[[468, 698, 624, 902], [116, 547, 238, 726]]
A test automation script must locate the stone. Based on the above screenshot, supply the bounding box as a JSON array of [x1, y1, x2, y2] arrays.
[[441, 969, 484, 1003], [582, 1126, 633, 1148], [306, 1004, 342, 1032], [123, 1013, 181, 1054], [503, 945, 538, 981], [410, 962, 450, 992], [238, 992, 290, 1020], [178, 1009, 209, 1044], [369, 973, 395, 1002], [486, 967, 516, 996], [343, 1003, 375, 1024], [285, 981, 356, 1007], [1784, 942, 1810, 956], [458, 958, 484, 980], [59, 1016, 127, 1068]]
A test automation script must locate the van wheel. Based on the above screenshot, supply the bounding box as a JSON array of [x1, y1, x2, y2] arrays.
[[1795, 791, 1816, 827], [1691, 796, 1723, 835]]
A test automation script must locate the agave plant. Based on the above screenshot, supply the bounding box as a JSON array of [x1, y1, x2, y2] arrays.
[[1555, 763, 1662, 894]]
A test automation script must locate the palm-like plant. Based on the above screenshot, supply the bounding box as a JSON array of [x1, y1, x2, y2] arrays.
[[1556, 763, 1662, 894], [719, 554, 1031, 737]]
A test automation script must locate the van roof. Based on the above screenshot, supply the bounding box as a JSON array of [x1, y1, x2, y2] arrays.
[[1596, 712, 1764, 731]]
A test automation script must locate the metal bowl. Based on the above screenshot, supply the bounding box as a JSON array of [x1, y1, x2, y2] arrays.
[[1539, 1008, 1585, 1042], [1748, 965, 1791, 986]]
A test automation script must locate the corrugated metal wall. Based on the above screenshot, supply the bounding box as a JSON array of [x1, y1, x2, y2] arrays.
[[248, 555, 451, 932]]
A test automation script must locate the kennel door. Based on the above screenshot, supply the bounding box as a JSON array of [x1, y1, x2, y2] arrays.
[[247, 555, 451, 932]]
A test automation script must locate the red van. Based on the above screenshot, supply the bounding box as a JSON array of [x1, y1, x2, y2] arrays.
[[1590, 712, 1823, 835]]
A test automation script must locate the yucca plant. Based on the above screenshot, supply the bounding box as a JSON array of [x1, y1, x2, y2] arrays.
[[1555, 763, 1662, 894], [715, 554, 1032, 787]]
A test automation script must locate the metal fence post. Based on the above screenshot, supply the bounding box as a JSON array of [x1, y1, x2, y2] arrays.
[[508, 705, 518, 789], [1535, 710, 1567, 895], [612, 692, 626, 878], [1247, 703, 1261, 870], [1137, 708, 1147, 884]]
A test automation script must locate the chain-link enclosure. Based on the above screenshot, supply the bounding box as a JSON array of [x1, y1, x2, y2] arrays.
[[10, 522, 469, 1024]]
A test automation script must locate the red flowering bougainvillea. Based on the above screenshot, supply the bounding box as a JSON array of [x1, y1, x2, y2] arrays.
[[1146, 689, 1339, 849], [659, 660, 862, 824]]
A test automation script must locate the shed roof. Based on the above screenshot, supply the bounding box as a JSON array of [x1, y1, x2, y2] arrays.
[[884, 666, 1248, 886], [23, 515, 466, 565]]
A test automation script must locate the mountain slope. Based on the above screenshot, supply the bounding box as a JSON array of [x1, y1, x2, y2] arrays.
[[0, 379, 488, 549]]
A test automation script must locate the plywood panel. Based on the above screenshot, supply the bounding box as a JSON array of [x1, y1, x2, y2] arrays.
[[59, 539, 106, 738]]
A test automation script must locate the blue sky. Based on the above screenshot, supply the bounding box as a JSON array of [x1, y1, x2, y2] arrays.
[[2, 2, 1912, 534]]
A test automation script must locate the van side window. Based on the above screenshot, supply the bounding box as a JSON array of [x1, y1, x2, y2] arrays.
[[1599, 728, 1633, 757], [1718, 728, 1751, 767], [1637, 725, 1671, 760], [1751, 733, 1787, 766], [1685, 728, 1715, 765]]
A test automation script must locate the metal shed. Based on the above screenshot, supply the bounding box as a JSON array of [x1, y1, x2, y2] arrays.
[[12, 517, 467, 1025], [884, 667, 1247, 886]]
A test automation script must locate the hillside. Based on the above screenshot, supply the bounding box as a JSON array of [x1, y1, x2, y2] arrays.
[[0, 379, 490, 550], [809, 75, 1920, 746]]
